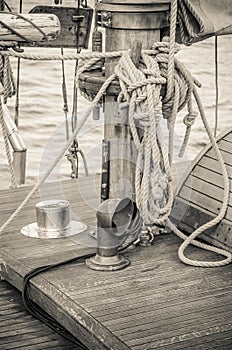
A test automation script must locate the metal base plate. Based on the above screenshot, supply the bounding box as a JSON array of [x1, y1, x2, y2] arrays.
[[21, 221, 87, 239], [86, 254, 130, 271]]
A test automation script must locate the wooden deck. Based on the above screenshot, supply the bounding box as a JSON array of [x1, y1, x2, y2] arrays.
[[0, 160, 232, 349], [0, 280, 83, 350]]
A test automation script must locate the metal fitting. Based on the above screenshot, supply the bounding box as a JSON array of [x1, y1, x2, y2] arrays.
[[101, 11, 112, 28], [21, 200, 87, 239], [86, 197, 135, 271]]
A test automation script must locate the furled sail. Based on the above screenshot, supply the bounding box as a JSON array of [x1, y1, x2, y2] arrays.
[[177, 0, 232, 45]]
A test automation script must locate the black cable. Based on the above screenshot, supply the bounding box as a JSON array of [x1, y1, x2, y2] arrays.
[[22, 204, 141, 348], [22, 252, 94, 349]]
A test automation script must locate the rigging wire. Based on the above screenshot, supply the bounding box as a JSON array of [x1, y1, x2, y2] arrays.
[[72, 0, 81, 131], [214, 35, 219, 137], [69, 1, 81, 178], [61, 47, 70, 141], [67, 0, 89, 178], [57, 1, 89, 178], [15, 0, 23, 127]]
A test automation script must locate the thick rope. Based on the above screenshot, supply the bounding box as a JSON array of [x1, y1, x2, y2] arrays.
[[177, 0, 205, 45], [165, 0, 178, 101], [165, 0, 231, 266], [115, 49, 177, 227], [167, 85, 231, 267], [0, 50, 125, 61], [0, 43, 230, 267], [0, 48, 171, 61], [77, 45, 231, 267]]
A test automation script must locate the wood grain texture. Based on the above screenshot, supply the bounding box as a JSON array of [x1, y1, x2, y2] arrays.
[[0, 13, 60, 42], [172, 128, 232, 252], [0, 168, 232, 349], [0, 280, 84, 350]]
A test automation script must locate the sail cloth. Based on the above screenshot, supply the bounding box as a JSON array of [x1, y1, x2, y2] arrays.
[[177, 0, 232, 45]]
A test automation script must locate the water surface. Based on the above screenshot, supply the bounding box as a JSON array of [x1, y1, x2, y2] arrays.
[[0, 1, 231, 188]]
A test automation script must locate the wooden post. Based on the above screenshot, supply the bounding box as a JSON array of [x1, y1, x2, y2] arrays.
[[100, 1, 170, 200], [0, 13, 60, 43]]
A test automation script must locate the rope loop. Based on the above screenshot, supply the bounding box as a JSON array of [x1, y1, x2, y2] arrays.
[[183, 111, 198, 127], [0, 34, 230, 267]]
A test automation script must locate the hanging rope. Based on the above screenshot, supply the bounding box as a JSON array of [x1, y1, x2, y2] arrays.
[[0, 9, 230, 266], [167, 84, 231, 267], [166, 0, 231, 267], [0, 54, 17, 187], [165, 0, 178, 102], [0, 44, 230, 267]]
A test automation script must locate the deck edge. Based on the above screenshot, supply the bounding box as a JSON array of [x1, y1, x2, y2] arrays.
[[0, 247, 131, 350]]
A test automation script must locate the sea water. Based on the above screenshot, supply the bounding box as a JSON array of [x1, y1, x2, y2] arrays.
[[0, 1, 231, 188]]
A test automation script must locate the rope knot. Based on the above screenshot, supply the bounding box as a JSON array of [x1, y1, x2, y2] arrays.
[[128, 77, 166, 94], [183, 111, 198, 127], [152, 40, 181, 54]]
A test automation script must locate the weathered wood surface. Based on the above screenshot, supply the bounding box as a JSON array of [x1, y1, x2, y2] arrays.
[[0, 169, 232, 350], [0, 13, 60, 42], [29, 6, 93, 48], [171, 128, 232, 252], [0, 280, 83, 350]]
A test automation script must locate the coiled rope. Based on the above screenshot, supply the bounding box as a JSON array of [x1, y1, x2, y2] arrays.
[[0, 7, 230, 267], [167, 84, 231, 267], [167, 0, 231, 267]]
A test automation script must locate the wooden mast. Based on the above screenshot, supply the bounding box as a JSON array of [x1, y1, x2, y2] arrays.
[[98, 0, 170, 199]]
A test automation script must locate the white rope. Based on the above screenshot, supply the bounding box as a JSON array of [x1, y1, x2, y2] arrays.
[[166, 86, 232, 268], [165, 0, 231, 267], [0, 42, 230, 268]]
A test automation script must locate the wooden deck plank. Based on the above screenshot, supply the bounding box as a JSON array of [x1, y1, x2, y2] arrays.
[[131, 329, 232, 350], [1, 170, 232, 350], [0, 281, 83, 350]]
